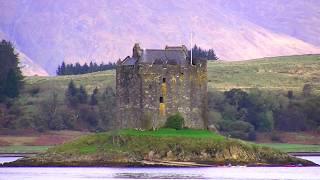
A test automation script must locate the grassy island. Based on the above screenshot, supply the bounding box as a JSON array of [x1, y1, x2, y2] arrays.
[[3, 129, 316, 167]]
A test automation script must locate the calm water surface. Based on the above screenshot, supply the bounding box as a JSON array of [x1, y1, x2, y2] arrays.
[[0, 156, 319, 180]]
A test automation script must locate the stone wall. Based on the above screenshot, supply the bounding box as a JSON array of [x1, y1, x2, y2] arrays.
[[116, 60, 208, 129]]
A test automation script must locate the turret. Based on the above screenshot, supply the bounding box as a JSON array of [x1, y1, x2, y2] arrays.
[[132, 43, 142, 59]]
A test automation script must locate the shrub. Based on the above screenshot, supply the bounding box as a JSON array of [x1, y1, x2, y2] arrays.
[[164, 113, 185, 130], [218, 120, 255, 140], [29, 86, 40, 96]]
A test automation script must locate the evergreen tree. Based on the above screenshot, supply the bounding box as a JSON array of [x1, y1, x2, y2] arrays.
[[0, 40, 23, 101], [4, 69, 20, 98], [90, 87, 99, 105], [56, 61, 116, 76], [65, 80, 78, 106], [77, 85, 88, 104], [188, 44, 218, 60]]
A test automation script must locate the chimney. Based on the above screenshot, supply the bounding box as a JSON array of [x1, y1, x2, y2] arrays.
[[133, 43, 142, 58]]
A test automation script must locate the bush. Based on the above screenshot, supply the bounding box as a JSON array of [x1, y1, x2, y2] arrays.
[[218, 120, 255, 140], [164, 113, 185, 130], [29, 86, 40, 96]]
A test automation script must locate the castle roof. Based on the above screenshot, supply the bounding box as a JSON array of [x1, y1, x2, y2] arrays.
[[122, 56, 137, 65], [120, 44, 189, 66], [139, 49, 187, 65]]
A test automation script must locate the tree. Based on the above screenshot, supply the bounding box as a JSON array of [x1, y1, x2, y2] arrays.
[[90, 87, 99, 105], [98, 87, 116, 130], [77, 85, 88, 104], [37, 92, 64, 130], [0, 40, 23, 101], [66, 80, 78, 106], [188, 44, 218, 60], [4, 69, 20, 98], [56, 61, 116, 76], [256, 111, 274, 132]]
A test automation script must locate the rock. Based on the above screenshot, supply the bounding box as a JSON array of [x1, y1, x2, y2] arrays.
[[208, 124, 219, 133], [148, 151, 155, 160], [200, 150, 209, 159], [166, 150, 175, 160]]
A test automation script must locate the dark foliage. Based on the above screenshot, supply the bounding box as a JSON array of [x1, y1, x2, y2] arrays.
[[208, 87, 320, 140], [57, 61, 116, 75], [0, 40, 23, 101], [90, 87, 99, 106], [188, 44, 218, 60], [164, 113, 185, 130], [65, 80, 79, 107]]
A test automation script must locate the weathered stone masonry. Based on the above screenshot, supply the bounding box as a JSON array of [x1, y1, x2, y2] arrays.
[[116, 44, 208, 129]]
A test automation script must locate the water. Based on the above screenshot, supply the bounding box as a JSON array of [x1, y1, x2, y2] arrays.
[[0, 157, 319, 180], [0, 157, 22, 164]]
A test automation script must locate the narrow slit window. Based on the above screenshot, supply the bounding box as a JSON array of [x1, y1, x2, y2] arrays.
[[162, 78, 166, 83], [160, 97, 164, 103]]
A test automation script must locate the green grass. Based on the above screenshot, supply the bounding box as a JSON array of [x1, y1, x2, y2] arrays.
[[207, 54, 320, 93], [260, 143, 320, 152], [119, 128, 225, 140], [38, 129, 312, 167], [0, 145, 51, 153], [49, 129, 226, 155]]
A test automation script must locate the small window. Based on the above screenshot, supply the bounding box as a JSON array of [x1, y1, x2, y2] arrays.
[[162, 78, 166, 83], [160, 97, 164, 103]]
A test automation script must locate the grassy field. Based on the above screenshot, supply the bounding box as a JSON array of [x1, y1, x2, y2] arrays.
[[260, 143, 320, 153], [207, 54, 320, 93], [0, 145, 51, 154], [120, 128, 225, 140]]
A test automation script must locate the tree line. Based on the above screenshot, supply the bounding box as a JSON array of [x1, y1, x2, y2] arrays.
[[208, 85, 320, 140], [188, 44, 218, 60], [56, 61, 116, 76], [33, 80, 116, 131]]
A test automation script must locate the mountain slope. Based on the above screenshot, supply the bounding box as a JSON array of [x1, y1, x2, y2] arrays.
[[0, 30, 48, 76], [220, 0, 320, 46], [0, 0, 319, 74]]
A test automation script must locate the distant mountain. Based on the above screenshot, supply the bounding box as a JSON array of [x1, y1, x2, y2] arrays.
[[0, 0, 319, 74], [220, 0, 320, 46], [0, 30, 48, 76], [18, 51, 49, 76]]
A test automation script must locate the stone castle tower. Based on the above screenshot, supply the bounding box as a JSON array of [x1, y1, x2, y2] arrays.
[[116, 43, 208, 129]]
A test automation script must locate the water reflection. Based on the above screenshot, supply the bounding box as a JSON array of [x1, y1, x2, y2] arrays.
[[0, 156, 319, 180], [114, 172, 205, 179]]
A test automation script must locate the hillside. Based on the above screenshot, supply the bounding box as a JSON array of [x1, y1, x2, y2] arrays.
[[1, 0, 320, 74], [22, 54, 320, 97], [208, 54, 320, 93], [0, 30, 48, 76], [3, 129, 316, 167]]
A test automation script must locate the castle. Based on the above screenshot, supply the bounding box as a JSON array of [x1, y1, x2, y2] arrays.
[[116, 44, 208, 129]]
